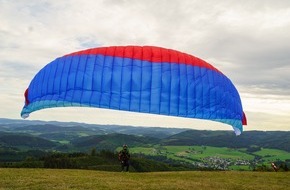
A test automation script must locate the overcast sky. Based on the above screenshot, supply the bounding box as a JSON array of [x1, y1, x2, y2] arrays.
[[1, 0, 290, 132]]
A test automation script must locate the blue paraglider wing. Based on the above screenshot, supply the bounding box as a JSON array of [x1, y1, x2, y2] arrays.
[[21, 46, 246, 135]]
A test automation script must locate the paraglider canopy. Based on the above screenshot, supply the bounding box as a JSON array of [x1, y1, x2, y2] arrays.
[[21, 46, 246, 135]]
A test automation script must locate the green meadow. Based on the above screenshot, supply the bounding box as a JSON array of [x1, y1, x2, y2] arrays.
[[254, 148, 290, 161], [128, 145, 290, 171], [130, 145, 255, 161], [0, 168, 289, 190]]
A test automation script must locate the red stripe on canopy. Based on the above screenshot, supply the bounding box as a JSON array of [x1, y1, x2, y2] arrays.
[[65, 46, 220, 72]]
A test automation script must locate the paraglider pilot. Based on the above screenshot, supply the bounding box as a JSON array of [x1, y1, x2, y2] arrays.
[[271, 162, 278, 172], [118, 144, 130, 172]]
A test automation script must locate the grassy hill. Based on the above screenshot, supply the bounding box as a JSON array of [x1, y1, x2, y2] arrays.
[[0, 132, 58, 149], [128, 145, 290, 171], [0, 168, 289, 190], [0, 118, 185, 138], [71, 133, 160, 151], [1, 118, 289, 172], [161, 130, 290, 152], [1, 118, 290, 152]]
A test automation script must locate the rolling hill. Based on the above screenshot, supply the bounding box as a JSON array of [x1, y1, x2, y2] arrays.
[[161, 130, 290, 152], [0, 132, 58, 149], [1, 118, 290, 152], [71, 133, 160, 151], [0, 118, 289, 172], [0, 118, 185, 139]]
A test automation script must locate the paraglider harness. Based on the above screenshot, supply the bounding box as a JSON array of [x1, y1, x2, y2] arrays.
[[118, 145, 130, 172]]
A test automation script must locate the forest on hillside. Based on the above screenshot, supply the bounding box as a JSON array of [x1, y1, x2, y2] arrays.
[[0, 118, 289, 172]]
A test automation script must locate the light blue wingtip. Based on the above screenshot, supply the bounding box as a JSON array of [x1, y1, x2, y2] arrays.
[[21, 107, 29, 119], [21, 113, 29, 119], [233, 127, 242, 136]]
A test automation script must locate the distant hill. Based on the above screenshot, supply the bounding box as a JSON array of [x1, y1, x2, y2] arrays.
[[0, 132, 58, 149], [13, 124, 95, 133], [71, 133, 160, 151], [1, 118, 290, 152], [0, 118, 185, 139], [161, 130, 290, 152]]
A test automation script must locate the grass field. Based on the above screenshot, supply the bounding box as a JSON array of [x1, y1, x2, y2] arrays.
[[129, 145, 255, 163], [164, 146, 254, 160], [253, 148, 290, 161], [0, 168, 289, 190], [129, 145, 290, 163]]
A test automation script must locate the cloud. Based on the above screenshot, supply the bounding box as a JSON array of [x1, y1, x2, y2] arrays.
[[0, 0, 290, 131], [188, 2, 290, 96]]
